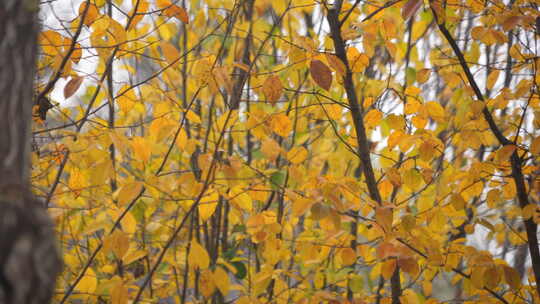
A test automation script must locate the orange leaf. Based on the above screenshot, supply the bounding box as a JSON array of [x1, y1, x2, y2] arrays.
[[325, 53, 346, 76], [531, 137, 540, 154], [64, 76, 84, 99], [376, 206, 393, 232], [166, 5, 189, 23], [381, 259, 397, 280], [262, 75, 283, 104], [497, 145, 516, 162], [416, 68, 431, 83], [310, 60, 332, 90], [341, 248, 357, 266], [78, 2, 99, 26]]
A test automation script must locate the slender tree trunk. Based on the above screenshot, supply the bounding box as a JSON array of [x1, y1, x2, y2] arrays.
[[0, 1, 62, 303]]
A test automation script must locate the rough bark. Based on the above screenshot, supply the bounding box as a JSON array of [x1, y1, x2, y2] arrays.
[[0, 1, 62, 303]]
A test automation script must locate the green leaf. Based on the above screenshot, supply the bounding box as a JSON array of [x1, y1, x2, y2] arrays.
[[270, 171, 286, 190], [231, 261, 247, 279]]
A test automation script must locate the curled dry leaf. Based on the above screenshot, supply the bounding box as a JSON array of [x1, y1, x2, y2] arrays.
[[262, 75, 283, 104], [402, 0, 422, 21], [64, 76, 84, 99], [310, 60, 332, 91]]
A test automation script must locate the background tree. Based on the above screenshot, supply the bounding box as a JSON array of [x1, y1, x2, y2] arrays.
[[0, 0, 62, 303], [34, 0, 540, 303]]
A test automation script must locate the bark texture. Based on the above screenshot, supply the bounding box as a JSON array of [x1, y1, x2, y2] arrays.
[[0, 1, 62, 303]]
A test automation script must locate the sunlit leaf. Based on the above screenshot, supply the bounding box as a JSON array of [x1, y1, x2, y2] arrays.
[[189, 241, 210, 270]]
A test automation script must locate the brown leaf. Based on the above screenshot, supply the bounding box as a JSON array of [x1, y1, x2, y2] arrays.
[[310, 60, 332, 91], [502, 15, 521, 32], [402, 0, 422, 21], [64, 76, 84, 99], [262, 75, 283, 104], [503, 265, 521, 290]]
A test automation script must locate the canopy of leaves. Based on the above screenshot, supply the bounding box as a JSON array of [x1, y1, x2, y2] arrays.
[[33, 0, 540, 303]]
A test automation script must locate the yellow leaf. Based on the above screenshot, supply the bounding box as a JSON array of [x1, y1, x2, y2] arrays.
[[292, 197, 312, 217], [364, 109, 382, 129], [486, 70, 500, 90], [402, 168, 422, 191], [185, 110, 201, 124], [486, 189, 501, 208], [75, 268, 97, 294], [91, 16, 110, 36], [120, 211, 137, 234], [199, 269, 216, 298], [388, 131, 404, 150], [347, 47, 369, 72], [199, 190, 219, 221], [39, 30, 64, 56], [236, 296, 253, 304], [123, 250, 147, 265], [379, 180, 393, 199], [522, 204, 537, 220], [503, 265, 521, 290], [176, 129, 188, 150], [149, 117, 175, 143], [310, 60, 332, 90], [287, 146, 308, 164], [270, 113, 292, 137], [111, 282, 128, 304], [189, 241, 210, 269], [108, 18, 127, 45], [386, 167, 402, 187], [117, 181, 143, 206], [229, 186, 252, 211], [425, 101, 445, 122], [213, 266, 230, 296], [262, 75, 283, 104], [131, 137, 152, 162]]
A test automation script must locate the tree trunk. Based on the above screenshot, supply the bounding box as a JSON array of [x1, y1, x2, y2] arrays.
[[0, 1, 62, 303]]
